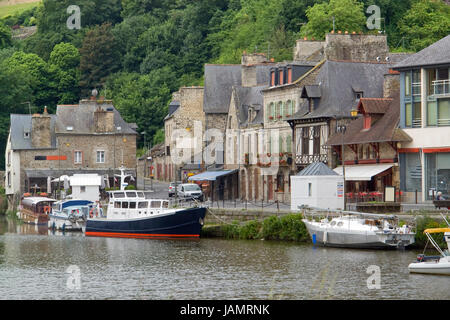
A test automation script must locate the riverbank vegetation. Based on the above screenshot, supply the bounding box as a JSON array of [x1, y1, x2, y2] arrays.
[[0, 186, 7, 215], [205, 213, 311, 242]]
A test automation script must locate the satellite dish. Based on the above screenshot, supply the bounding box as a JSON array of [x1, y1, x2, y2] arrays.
[[376, 57, 381, 62], [385, 56, 390, 62]]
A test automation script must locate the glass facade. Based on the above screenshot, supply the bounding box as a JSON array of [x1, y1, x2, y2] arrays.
[[425, 152, 450, 200], [402, 153, 422, 192]]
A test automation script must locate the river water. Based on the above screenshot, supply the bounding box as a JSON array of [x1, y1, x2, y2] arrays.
[[0, 217, 448, 300]]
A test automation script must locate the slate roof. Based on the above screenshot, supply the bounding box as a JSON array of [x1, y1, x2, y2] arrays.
[[290, 60, 392, 121], [393, 35, 450, 69], [203, 64, 272, 114], [325, 92, 412, 146], [10, 114, 57, 150], [233, 85, 266, 126], [10, 101, 137, 151], [296, 162, 338, 176], [164, 100, 180, 120], [56, 101, 137, 135]]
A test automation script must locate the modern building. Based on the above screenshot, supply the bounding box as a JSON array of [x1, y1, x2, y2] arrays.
[[393, 35, 450, 202]]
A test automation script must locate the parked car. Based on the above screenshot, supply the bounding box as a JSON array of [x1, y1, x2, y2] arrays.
[[168, 181, 182, 197], [177, 183, 203, 201]]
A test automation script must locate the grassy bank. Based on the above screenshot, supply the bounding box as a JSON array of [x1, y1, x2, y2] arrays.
[[0, 0, 40, 18], [202, 213, 311, 242], [202, 213, 449, 249]]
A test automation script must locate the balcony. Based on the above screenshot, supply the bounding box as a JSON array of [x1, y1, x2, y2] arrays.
[[433, 79, 450, 97], [295, 153, 328, 165]]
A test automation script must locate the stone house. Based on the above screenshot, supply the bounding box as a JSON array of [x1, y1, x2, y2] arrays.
[[163, 86, 205, 182], [325, 91, 412, 200], [4, 96, 137, 207]]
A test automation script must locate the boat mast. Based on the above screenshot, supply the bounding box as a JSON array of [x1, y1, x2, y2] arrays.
[[115, 166, 131, 191]]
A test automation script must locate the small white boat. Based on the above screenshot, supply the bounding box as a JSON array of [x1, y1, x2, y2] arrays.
[[302, 211, 415, 249], [408, 228, 450, 276], [48, 199, 95, 232]]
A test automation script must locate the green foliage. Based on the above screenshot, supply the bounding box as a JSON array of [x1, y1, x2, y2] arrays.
[[397, 0, 450, 52], [414, 216, 449, 249], [152, 128, 165, 146], [79, 23, 120, 95], [300, 0, 366, 39], [0, 22, 12, 48], [221, 214, 310, 242]]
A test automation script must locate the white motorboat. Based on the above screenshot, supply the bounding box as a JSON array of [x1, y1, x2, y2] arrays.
[[408, 227, 450, 276], [48, 199, 96, 232], [302, 211, 415, 249]]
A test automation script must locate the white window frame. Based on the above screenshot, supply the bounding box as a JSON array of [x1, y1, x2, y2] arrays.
[[74, 151, 83, 164], [96, 150, 105, 163]]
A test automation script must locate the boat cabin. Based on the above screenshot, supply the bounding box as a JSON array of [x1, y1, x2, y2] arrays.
[[21, 197, 57, 215], [107, 191, 171, 219]]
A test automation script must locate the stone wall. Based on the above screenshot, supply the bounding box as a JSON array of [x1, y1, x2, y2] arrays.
[[31, 114, 52, 149], [324, 33, 389, 62], [294, 39, 325, 62], [383, 72, 400, 98]]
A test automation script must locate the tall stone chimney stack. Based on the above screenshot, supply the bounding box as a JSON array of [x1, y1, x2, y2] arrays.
[[241, 52, 268, 87], [31, 107, 52, 149]]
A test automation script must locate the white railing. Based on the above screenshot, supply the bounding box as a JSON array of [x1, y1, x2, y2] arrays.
[[412, 118, 422, 128], [433, 79, 450, 97], [437, 118, 450, 127], [412, 82, 421, 96]]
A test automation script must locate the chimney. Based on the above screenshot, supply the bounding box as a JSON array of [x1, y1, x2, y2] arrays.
[[94, 106, 115, 133], [241, 53, 269, 87], [383, 69, 400, 98], [31, 108, 52, 149]]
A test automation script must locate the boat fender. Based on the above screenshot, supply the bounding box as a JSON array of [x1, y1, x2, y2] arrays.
[[199, 218, 204, 226]]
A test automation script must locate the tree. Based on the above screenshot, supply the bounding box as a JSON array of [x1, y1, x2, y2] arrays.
[[300, 0, 367, 39], [48, 43, 81, 104], [0, 23, 12, 49], [397, 0, 450, 52], [4, 51, 55, 109], [79, 23, 120, 95]]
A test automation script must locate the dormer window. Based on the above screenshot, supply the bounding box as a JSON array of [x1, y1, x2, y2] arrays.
[[356, 92, 363, 100], [363, 115, 371, 130]]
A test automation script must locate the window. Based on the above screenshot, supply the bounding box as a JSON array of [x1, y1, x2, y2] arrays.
[[286, 135, 292, 153], [313, 126, 320, 155], [24, 131, 30, 139], [363, 116, 371, 129], [151, 201, 161, 208], [271, 71, 275, 86], [302, 127, 310, 155], [121, 202, 129, 209], [138, 201, 148, 209], [80, 186, 86, 193], [405, 73, 411, 97], [288, 68, 292, 83], [129, 202, 136, 209], [96, 150, 105, 163], [279, 70, 284, 85], [114, 202, 121, 208], [308, 182, 312, 197], [7, 151, 11, 166], [74, 151, 82, 164], [7, 172, 11, 187], [405, 102, 422, 128], [285, 100, 292, 117]]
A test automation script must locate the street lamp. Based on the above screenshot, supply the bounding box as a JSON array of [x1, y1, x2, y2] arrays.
[[336, 123, 347, 210]]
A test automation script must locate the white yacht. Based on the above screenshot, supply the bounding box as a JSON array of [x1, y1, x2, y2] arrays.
[[302, 212, 415, 249]]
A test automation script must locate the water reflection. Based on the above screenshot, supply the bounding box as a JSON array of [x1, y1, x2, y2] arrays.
[[0, 217, 449, 300]]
